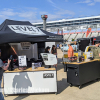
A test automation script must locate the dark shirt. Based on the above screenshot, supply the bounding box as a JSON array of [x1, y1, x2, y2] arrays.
[[52, 49, 57, 54], [45, 50, 49, 53], [0, 59, 4, 80]]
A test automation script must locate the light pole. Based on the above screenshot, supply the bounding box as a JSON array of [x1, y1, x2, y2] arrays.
[[41, 15, 48, 30]]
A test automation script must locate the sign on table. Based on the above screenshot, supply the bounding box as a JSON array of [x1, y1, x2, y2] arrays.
[[41, 53, 57, 65], [18, 55, 27, 66]]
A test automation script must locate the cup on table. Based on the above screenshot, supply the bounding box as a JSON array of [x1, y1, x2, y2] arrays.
[[32, 63, 35, 69]]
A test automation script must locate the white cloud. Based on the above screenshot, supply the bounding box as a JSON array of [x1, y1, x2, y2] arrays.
[[77, 0, 100, 6], [56, 10, 75, 15], [0, 7, 62, 22], [39, 11, 62, 21], [94, 0, 100, 2], [39, 11, 48, 15], [0, 15, 7, 19], [0, 4, 75, 23], [47, 14, 62, 20], [88, 2, 95, 5], [0, 8, 38, 21], [77, 0, 91, 3], [46, 0, 75, 20], [18, 12, 37, 19], [39, 8, 75, 21], [39, 10, 75, 22], [47, 0, 54, 4], [0, 8, 16, 16], [47, 0, 59, 9]]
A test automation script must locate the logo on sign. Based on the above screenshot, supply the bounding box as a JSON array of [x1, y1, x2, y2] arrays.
[[8, 25, 45, 35], [43, 73, 54, 78]]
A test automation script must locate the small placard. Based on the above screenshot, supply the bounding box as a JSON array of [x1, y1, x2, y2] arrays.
[[18, 55, 27, 66], [43, 73, 54, 78], [20, 42, 31, 50]]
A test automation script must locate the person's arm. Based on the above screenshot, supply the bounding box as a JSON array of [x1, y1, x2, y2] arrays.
[[99, 53, 100, 57], [51, 50, 52, 54], [68, 49, 72, 57], [98, 48, 100, 57], [2, 59, 11, 70], [70, 48, 74, 57], [55, 49, 57, 55], [70, 50, 73, 57]]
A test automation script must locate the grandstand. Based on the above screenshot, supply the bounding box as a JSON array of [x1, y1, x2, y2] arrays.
[[54, 28, 100, 41], [64, 28, 100, 41], [63, 27, 100, 41], [33, 15, 100, 41], [68, 33, 77, 41], [91, 32, 98, 37], [64, 34, 71, 40], [75, 33, 84, 40]]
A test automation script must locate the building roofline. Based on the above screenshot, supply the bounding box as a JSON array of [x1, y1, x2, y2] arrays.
[[33, 15, 100, 25]]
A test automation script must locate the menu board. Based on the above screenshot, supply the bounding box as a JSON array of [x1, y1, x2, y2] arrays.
[[18, 55, 27, 66], [20, 42, 31, 50]]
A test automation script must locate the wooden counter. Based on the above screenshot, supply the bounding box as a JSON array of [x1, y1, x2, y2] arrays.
[[66, 59, 100, 65], [4, 67, 56, 73]]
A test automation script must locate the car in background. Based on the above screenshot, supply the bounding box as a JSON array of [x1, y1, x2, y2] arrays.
[[57, 43, 64, 49], [56, 44, 60, 49], [61, 44, 77, 52]]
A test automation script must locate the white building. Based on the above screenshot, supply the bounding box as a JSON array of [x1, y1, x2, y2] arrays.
[[33, 16, 100, 40]]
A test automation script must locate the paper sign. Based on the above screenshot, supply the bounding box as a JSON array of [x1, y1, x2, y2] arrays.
[[18, 55, 27, 66], [41, 53, 57, 65], [20, 42, 31, 50]]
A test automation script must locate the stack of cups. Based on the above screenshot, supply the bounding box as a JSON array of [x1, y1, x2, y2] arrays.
[[32, 63, 35, 70]]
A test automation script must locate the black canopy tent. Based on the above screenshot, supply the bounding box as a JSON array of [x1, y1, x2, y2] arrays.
[[1, 20, 59, 93], [0, 19, 63, 61], [0, 19, 63, 44]]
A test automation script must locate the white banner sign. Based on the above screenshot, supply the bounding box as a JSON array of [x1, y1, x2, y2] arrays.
[[8, 25, 46, 35]]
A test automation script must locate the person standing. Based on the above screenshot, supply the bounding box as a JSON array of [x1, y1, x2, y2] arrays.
[[0, 50, 11, 100], [51, 45, 57, 68], [45, 46, 50, 53], [67, 42, 74, 58], [94, 43, 100, 58], [45, 46, 51, 68]]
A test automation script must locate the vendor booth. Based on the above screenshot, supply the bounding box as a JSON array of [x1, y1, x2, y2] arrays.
[[67, 59, 100, 89], [63, 38, 94, 72], [62, 35, 100, 88], [0, 19, 63, 95], [4, 67, 57, 95]]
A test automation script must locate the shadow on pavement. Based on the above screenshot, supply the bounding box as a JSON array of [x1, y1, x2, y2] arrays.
[[75, 79, 100, 89], [57, 58, 64, 71], [57, 78, 69, 94], [13, 95, 29, 100]]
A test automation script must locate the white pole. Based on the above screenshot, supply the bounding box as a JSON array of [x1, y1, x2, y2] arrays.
[[63, 29, 64, 63]]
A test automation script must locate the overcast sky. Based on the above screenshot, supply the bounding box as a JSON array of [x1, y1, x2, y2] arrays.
[[0, 0, 100, 24]]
